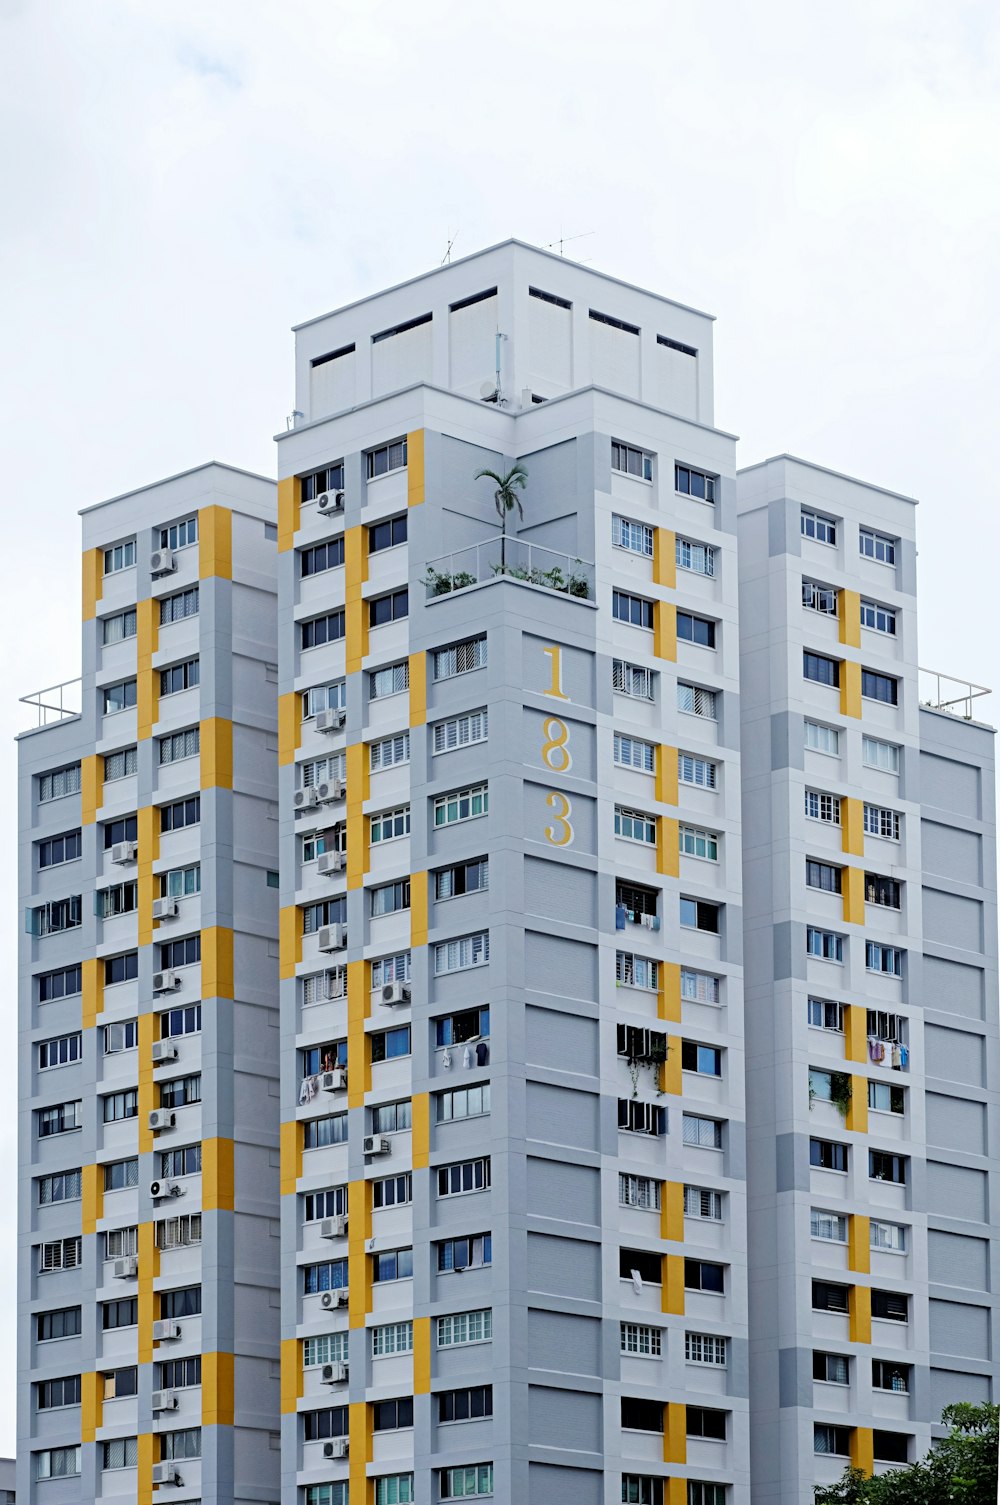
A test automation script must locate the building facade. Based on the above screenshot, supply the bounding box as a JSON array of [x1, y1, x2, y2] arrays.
[[17, 464, 282, 1504]]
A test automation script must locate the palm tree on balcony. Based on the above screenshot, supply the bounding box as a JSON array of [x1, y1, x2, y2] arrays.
[[475, 462, 528, 573]]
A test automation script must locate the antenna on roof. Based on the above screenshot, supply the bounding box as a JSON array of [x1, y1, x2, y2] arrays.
[[546, 230, 594, 258], [441, 232, 459, 265]]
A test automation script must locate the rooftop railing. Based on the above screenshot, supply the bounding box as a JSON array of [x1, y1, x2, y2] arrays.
[[20, 677, 82, 730], [425, 536, 595, 602], [918, 668, 991, 721]]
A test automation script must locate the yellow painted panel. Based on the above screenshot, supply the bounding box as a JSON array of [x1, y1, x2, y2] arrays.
[[345, 596, 368, 676], [655, 745, 679, 808], [846, 1076, 868, 1135], [413, 1315, 431, 1394], [137, 1431, 155, 1505], [201, 1350, 235, 1426], [278, 692, 302, 767], [346, 741, 370, 892], [663, 1400, 687, 1465], [277, 476, 300, 552], [348, 1400, 372, 1503], [409, 650, 426, 727], [344, 524, 369, 676], [662, 1037, 682, 1096], [666, 1480, 687, 1505], [657, 816, 679, 877], [199, 505, 233, 581], [80, 1370, 103, 1442], [202, 926, 235, 999], [280, 1119, 303, 1195], [347, 960, 371, 1108], [848, 1214, 871, 1275], [82, 548, 103, 621], [839, 588, 861, 648], [200, 718, 233, 790], [849, 1284, 872, 1345], [661, 1253, 685, 1314], [137, 804, 159, 947], [281, 1337, 303, 1414], [841, 796, 865, 856], [136, 598, 159, 740], [410, 870, 428, 948], [851, 1425, 874, 1476], [659, 1181, 685, 1243], [82, 1163, 103, 1235], [138, 1012, 156, 1154], [279, 905, 302, 981], [411, 1093, 430, 1171], [203, 1137, 235, 1211], [82, 957, 103, 1031], [348, 1180, 373, 1329], [653, 600, 677, 661], [81, 754, 99, 826], [657, 962, 681, 1024], [840, 660, 861, 718], [138, 1221, 159, 1364], [844, 1004, 868, 1064], [653, 527, 677, 589], [843, 865, 865, 925], [407, 429, 425, 507]]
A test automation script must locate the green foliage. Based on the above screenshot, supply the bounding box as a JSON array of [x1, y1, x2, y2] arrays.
[[815, 1403, 998, 1504], [474, 463, 528, 536], [423, 566, 477, 596]]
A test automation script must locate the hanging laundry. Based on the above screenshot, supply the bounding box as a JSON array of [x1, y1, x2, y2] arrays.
[[476, 1040, 489, 1067]]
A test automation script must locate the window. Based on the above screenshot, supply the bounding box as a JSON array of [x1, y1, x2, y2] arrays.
[[435, 1005, 489, 1046], [38, 1102, 82, 1138], [617, 880, 658, 923], [302, 611, 345, 650], [375, 1476, 414, 1505], [677, 611, 716, 648], [39, 763, 81, 802], [677, 682, 717, 719], [371, 1321, 414, 1357], [158, 727, 199, 765], [301, 463, 345, 501], [37, 1306, 82, 1341], [303, 1260, 348, 1294], [614, 659, 654, 700], [621, 1323, 663, 1356], [806, 859, 842, 894], [158, 1356, 202, 1388], [38, 1169, 82, 1205], [679, 754, 717, 791], [432, 636, 487, 681], [299, 752, 347, 789], [681, 969, 720, 1003], [156, 1214, 202, 1250], [616, 806, 656, 844], [159, 1003, 201, 1038], [810, 1139, 848, 1172], [812, 1281, 849, 1314], [102, 538, 137, 574], [439, 1387, 493, 1423], [618, 1100, 666, 1137], [862, 668, 898, 705], [102, 1089, 138, 1123], [801, 509, 837, 545], [159, 1074, 202, 1110], [865, 872, 901, 909], [159, 935, 201, 969], [159, 587, 199, 625], [866, 941, 902, 977], [437, 1083, 491, 1121], [804, 651, 840, 687], [438, 1234, 491, 1272], [612, 589, 654, 629], [303, 1407, 349, 1441], [368, 730, 411, 772], [160, 658, 200, 696], [440, 1465, 493, 1499], [102, 608, 137, 644], [370, 588, 409, 627], [432, 709, 486, 755], [815, 1425, 851, 1456], [34, 1447, 81, 1479], [302, 679, 347, 719], [160, 795, 200, 832], [102, 1297, 138, 1330], [873, 1359, 911, 1393], [437, 1309, 492, 1347], [300, 538, 345, 576], [104, 1227, 138, 1260], [435, 858, 490, 904], [301, 1040, 350, 1078], [159, 516, 198, 550], [371, 1027, 411, 1064], [103, 815, 137, 849], [367, 438, 408, 478], [370, 660, 409, 699], [864, 802, 900, 840], [622, 1477, 664, 1505], [615, 951, 659, 990], [434, 783, 488, 827], [684, 1186, 723, 1221], [863, 735, 900, 774], [103, 1157, 139, 1191], [687, 1487, 725, 1505], [370, 806, 410, 844], [807, 927, 843, 962], [372, 1100, 412, 1135], [686, 1333, 727, 1366], [870, 1219, 907, 1253], [28, 897, 82, 936], [159, 864, 201, 900], [37, 1237, 82, 1272], [371, 952, 411, 989], [872, 1289, 908, 1323], [371, 879, 410, 917], [99, 881, 138, 918], [369, 515, 408, 553], [676, 464, 716, 502], [805, 790, 841, 824], [303, 1188, 347, 1223], [813, 1351, 849, 1385], [37, 1375, 81, 1409], [373, 1397, 414, 1431], [679, 825, 719, 860], [614, 732, 656, 772], [434, 932, 489, 974], [159, 1144, 201, 1178], [805, 720, 840, 756], [811, 1209, 848, 1243], [104, 746, 137, 781], [101, 1435, 138, 1472], [306, 1487, 349, 1505], [873, 1431, 911, 1464], [860, 527, 896, 565], [808, 998, 844, 1032], [621, 1397, 664, 1432], [613, 516, 654, 556], [682, 1042, 722, 1077], [861, 599, 896, 635], [303, 1114, 348, 1150], [676, 537, 716, 576], [39, 1033, 82, 1069], [687, 1408, 727, 1441], [103, 679, 137, 714], [682, 1114, 722, 1148], [619, 1173, 661, 1210], [680, 898, 720, 933], [869, 1149, 907, 1184], [613, 441, 653, 480], [802, 579, 838, 614], [161, 1428, 201, 1461], [38, 964, 83, 1003]]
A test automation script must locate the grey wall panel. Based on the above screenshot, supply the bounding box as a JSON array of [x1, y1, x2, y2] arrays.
[[528, 1385, 603, 1451], [929, 1368, 992, 1414], [526, 1156, 601, 1225], [928, 1299, 990, 1359], [526, 1308, 602, 1375], [923, 889, 984, 954], [524, 854, 597, 927], [525, 1005, 599, 1075], [524, 931, 598, 1003], [920, 751, 981, 817], [527, 1232, 601, 1301], [525, 1081, 600, 1151], [528, 1462, 603, 1505], [922, 955, 986, 1020], [925, 1092, 987, 1154], [921, 821, 982, 885], [924, 1024, 985, 1087], [927, 1230, 989, 1291], [522, 706, 597, 784], [926, 1161, 988, 1222]]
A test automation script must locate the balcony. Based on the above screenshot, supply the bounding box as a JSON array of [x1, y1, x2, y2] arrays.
[[919, 668, 991, 721], [424, 536, 595, 602], [19, 676, 82, 731]]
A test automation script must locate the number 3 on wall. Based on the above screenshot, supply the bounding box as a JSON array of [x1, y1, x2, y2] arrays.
[[544, 790, 574, 847]]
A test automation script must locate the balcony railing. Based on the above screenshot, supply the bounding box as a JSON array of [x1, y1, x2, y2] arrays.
[[425, 536, 594, 602], [19, 677, 82, 730], [919, 668, 991, 721]]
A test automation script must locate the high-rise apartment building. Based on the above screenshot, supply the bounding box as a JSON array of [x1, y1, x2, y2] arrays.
[[17, 464, 282, 1504]]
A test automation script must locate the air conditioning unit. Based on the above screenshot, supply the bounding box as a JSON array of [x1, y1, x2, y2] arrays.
[[314, 707, 346, 733], [150, 549, 177, 576], [320, 1288, 349, 1309], [151, 1039, 178, 1064], [381, 982, 411, 1007], [113, 1255, 139, 1279], [110, 840, 137, 865], [149, 1109, 176, 1132], [294, 787, 320, 810], [319, 1215, 348, 1239], [323, 1437, 349, 1459], [321, 1361, 349, 1384], [316, 491, 345, 515], [153, 969, 180, 993], [152, 1461, 181, 1485], [152, 1319, 182, 1342], [321, 1068, 347, 1092], [317, 850, 346, 877], [317, 924, 346, 953], [363, 1135, 391, 1157], [150, 1178, 182, 1200], [315, 779, 345, 803], [152, 897, 178, 921], [151, 1389, 178, 1412]]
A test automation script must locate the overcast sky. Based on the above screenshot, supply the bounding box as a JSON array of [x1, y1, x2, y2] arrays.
[[1, 0, 998, 1454]]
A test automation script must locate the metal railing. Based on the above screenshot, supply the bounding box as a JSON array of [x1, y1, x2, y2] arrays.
[[918, 668, 991, 721], [19, 677, 82, 729], [425, 536, 595, 602]]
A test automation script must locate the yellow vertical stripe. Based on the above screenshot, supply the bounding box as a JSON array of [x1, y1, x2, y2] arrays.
[[653, 600, 677, 661], [657, 962, 681, 1023], [661, 1254, 685, 1314], [848, 1214, 871, 1274], [202, 1138, 235, 1211], [277, 477, 300, 552], [846, 1076, 868, 1135], [849, 1284, 872, 1344], [663, 1400, 687, 1464], [82, 957, 103, 1030], [662, 1039, 682, 1096], [138, 1221, 159, 1364], [138, 1012, 156, 1153], [347, 960, 371, 1109], [410, 870, 428, 947], [407, 429, 425, 506], [655, 745, 679, 808], [841, 796, 865, 856], [199, 505, 233, 581], [348, 1181, 373, 1329], [200, 718, 233, 790], [411, 1093, 429, 1170], [346, 742, 370, 892], [413, 1315, 431, 1394], [278, 692, 302, 767], [136, 597, 159, 740], [137, 804, 159, 947], [657, 816, 679, 877], [348, 1400, 372, 1504], [653, 527, 677, 589], [409, 650, 426, 727], [842, 865, 865, 925], [201, 1351, 235, 1425], [659, 1181, 685, 1242], [279, 905, 302, 980], [840, 660, 861, 718], [666, 1480, 687, 1505], [81, 754, 99, 826], [280, 1120, 303, 1195], [137, 1431, 155, 1505], [844, 1004, 868, 1064], [851, 1426, 874, 1475], [80, 1370, 103, 1442], [82, 548, 103, 621], [82, 1163, 103, 1235], [344, 525, 369, 675], [201, 926, 234, 999], [838, 588, 861, 648], [281, 1337, 303, 1414]]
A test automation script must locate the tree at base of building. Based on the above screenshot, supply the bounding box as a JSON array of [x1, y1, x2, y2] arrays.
[[815, 1404, 999, 1504]]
